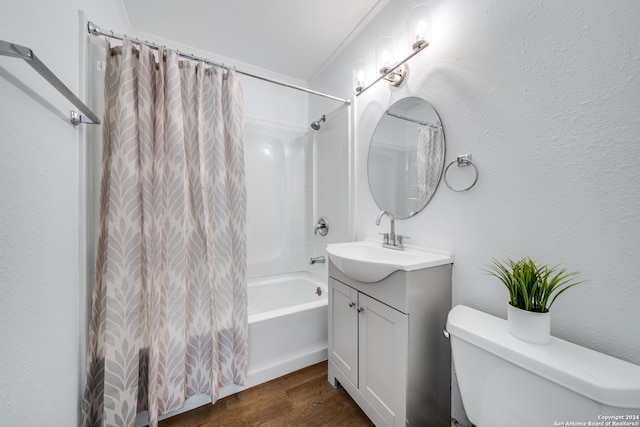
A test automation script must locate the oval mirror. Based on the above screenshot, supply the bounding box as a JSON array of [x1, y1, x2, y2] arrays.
[[367, 97, 445, 219]]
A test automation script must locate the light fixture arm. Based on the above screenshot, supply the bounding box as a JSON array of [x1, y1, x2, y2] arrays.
[[355, 41, 429, 97]]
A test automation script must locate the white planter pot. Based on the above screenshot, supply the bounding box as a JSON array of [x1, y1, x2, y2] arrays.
[[507, 304, 551, 344]]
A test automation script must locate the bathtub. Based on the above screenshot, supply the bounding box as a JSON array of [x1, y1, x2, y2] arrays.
[[243, 271, 328, 389], [142, 271, 328, 425]]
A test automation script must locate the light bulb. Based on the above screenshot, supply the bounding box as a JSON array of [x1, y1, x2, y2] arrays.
[[380, 50, 391, 68], [352, 61, 367, 93], [416, 20, 426, 41], [375, 36, 396, 73], [407, 3, 431, 51]]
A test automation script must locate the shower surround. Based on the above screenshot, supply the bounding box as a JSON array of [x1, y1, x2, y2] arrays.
[[244, 117, 312, 278]]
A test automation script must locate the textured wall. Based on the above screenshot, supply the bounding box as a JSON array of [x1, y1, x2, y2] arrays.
[[310, 0, 640, 424], [0, 0, 127, 424]]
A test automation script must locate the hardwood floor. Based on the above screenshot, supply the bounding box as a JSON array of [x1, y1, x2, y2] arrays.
[[159, 361, 374, 426]]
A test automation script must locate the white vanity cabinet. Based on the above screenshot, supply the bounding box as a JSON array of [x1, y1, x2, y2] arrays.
[[330, 278, 408, 426], [328, 259, 452, 427]]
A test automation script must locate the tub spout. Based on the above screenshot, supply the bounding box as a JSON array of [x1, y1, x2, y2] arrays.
[[310, 256, 325, 265]]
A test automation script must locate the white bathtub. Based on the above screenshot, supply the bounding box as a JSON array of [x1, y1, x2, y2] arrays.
[[244, 271, 328, 388], [143, 271, 328, 425]]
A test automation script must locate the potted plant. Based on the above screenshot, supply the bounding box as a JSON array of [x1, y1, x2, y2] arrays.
[[484, 257, 584, 344]]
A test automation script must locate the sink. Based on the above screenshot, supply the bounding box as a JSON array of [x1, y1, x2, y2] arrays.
[[326, 240, 453, 283]]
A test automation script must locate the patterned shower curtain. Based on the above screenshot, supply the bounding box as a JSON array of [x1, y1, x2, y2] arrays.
[[415, 124, 444, 209], [82, 40, 248, 427]]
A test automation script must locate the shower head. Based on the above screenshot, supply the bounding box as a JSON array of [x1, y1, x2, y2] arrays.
[[310, 115, 326, 131]]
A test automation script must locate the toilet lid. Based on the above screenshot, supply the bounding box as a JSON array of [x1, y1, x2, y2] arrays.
[[446, 305, 640, 409]]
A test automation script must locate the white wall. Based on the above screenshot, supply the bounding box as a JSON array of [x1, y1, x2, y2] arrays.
[[0, 0, 127, 424], [311, 0, 640, 424]]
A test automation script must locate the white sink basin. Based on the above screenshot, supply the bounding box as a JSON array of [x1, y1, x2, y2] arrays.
[[326, 240, 453, 283]]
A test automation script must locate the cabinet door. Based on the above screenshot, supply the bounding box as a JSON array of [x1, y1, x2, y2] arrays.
[[329, 278, 358, 387], [359, 294, 408, 427]]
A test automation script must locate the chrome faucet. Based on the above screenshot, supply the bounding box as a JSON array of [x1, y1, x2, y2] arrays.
[[376, 210, 396, 245], [309, 256, 325, 265], [375, 210, 408, 250]]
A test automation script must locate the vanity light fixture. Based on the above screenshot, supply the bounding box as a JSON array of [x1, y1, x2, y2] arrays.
[[354, 3, 431, 96], [354, 42, 428, 95]]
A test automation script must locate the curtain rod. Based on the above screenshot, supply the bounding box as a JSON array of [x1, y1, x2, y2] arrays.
[[386, 111, 440, 127], [87, 22, 350, 106], [0, 39, 100, 125]]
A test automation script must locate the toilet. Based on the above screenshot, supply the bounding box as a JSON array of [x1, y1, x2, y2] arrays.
[[446, 305, 640, 427]]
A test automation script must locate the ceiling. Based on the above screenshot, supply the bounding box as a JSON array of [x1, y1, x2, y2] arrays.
[[121, 0, 388, 81]]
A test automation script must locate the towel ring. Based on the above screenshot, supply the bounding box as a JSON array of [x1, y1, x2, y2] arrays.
[[444, 154, 479, 192]]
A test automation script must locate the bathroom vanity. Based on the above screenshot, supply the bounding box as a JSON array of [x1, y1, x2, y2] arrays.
[[327, 242, 452, 427]]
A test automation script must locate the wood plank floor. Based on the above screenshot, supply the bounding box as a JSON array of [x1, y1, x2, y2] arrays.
[[159, 361, 374, 426]]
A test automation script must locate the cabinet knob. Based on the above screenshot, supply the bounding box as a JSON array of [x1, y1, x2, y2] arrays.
[[357, 306, 364, 313], [349, 301, 356, 308]]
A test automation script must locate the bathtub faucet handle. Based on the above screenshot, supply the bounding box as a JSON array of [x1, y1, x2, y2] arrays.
[[314, 217, 329, 236], [310, 256, 325, 265]]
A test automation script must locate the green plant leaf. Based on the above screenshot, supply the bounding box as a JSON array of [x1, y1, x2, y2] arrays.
[[483, 257, 584, 312]]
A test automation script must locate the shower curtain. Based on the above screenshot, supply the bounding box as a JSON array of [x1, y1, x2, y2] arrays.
[[416, 124, 444, 207], [82, 40, 248, 427]]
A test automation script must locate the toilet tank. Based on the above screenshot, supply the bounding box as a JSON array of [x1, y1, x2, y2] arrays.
[[446, 305, 640, 427]]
